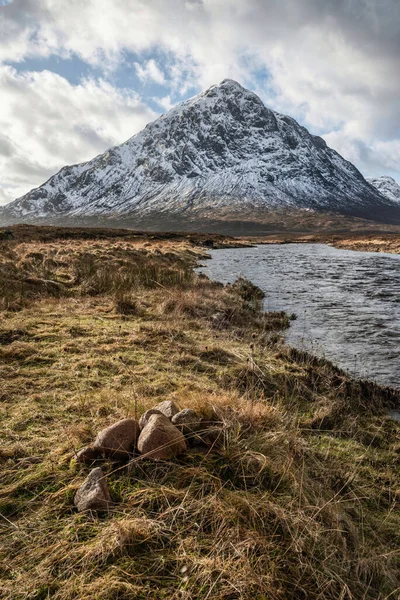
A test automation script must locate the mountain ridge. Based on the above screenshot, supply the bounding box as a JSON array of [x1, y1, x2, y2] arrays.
[[1, 78, 399, 229]]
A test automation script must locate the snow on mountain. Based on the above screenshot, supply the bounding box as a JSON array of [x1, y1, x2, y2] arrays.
[[1, 79, 399, 227], [367, 176, 400, 205]]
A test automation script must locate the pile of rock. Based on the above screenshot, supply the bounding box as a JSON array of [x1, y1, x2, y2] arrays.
[[74, 400, 222, 512]]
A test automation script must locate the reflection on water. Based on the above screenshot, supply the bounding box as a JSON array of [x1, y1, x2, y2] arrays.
[[198, 244, 400, 388]]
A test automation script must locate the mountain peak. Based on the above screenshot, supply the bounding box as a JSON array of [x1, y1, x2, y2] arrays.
[[184, 78, 261, 112], [218, 78, 245, 89], [211, 78, 260, 100]]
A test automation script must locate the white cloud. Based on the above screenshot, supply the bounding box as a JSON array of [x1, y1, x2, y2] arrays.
[[324, 132, 400, 178], [134, 59, 165, 84], [152, 94, 175, 112], [0, 66, 157, 205]]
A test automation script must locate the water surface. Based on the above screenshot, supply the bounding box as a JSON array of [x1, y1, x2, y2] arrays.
[[198, 244, 400, 388]]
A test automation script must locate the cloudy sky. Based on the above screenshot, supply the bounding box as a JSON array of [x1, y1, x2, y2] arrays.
[[0, 0, 399, 205]]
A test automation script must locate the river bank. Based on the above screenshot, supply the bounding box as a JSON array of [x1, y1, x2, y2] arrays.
[[244, 232, 400, 254], [1, 227, 400, 599]]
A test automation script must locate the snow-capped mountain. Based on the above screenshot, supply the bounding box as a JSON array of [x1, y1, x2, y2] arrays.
[[1, 79, 399, 228], [367, 176, 400, 205]]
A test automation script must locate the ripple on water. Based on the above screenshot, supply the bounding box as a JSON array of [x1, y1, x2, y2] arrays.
[[198, 244, 400, 389]]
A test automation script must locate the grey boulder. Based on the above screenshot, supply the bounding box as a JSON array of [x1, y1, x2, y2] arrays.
[[76, 446, 100, 464], [94, 418, 140, 458], [137, 414, 187, 460], [138, 408, 163, 430], [171, 408, 201, 436], [74, 467, 111, 512], [153, 400, 180, 419]]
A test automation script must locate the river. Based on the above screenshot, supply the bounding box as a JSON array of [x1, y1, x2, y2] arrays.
[[198, 243, 400, 389]]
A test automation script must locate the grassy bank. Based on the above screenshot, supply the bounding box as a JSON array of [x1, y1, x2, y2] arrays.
[[1, 227, 400, 600], [331, 235, 400, 254], [245, 232, 400, 255]]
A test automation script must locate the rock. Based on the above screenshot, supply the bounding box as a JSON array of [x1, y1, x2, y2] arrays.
[[137, 414, 187, 460], [153, 400, 180, 419], [93, 418, 139, 459], [76, 446, 100, 464], [138, 408, 163, 430], [171, 409, 201, 436], [74, 467, 111, 512], [138, 402, 179, 430]]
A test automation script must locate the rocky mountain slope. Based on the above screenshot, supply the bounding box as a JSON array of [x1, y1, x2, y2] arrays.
[[1, 79, 399, 229], [367, 176, 400, 205]]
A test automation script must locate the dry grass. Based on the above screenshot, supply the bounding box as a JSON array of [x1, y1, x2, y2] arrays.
[[245, 233, 400, 255], [331, 236, 400, 254], [0, 231, 400, 599], [0, 237, 197, 311]]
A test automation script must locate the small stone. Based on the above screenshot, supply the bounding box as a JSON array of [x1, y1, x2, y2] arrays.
[[74, 467, 111, 512], [138, 408, 163, 430], [137, 414, 187, 460], [138, 401, 179, 430], [76, 446, 100, 464], [154, 400, 180, 419], [172, 409, 201, 436], [93, 418, 140, 458]]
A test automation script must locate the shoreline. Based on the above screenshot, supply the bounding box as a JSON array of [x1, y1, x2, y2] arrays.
[[2, 223, 400, 254], [240, 233, 400, 254]]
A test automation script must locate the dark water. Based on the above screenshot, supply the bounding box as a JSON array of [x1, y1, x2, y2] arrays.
[[198, 244, 400, 388]]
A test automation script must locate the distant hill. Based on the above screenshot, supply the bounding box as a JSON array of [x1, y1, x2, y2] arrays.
[[367, 176, 400, 204]]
